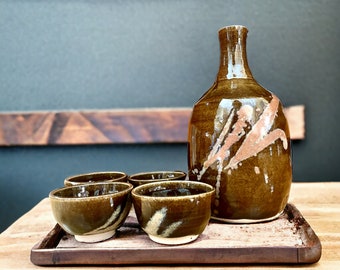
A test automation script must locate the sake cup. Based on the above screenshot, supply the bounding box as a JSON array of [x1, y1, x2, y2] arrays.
[[131, 180, 214, 245], [49, 182, 133, 243]]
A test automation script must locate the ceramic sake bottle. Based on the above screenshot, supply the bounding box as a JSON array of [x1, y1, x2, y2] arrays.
[[188, 25, 292, 223]]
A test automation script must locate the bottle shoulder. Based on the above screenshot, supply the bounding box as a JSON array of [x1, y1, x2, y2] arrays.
[[196, 79, 274, 104], [191, 78, 288, 129]]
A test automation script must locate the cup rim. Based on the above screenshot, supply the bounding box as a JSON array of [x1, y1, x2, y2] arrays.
[[131, 180, 215, 200], [128, 170, 186, 180], [64, 171, 127, 185], [49, 182, 133, 201]]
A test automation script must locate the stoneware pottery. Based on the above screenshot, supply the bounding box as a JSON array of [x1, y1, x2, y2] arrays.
[[128, 170, 187, 187], [131, 180, 215, 245], [188, 25, 292, 223], [64, 171, 128, 186], [49, 182, 133, 243]]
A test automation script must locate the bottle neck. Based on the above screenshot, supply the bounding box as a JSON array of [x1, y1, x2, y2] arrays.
[[217, 25, 253, 80]]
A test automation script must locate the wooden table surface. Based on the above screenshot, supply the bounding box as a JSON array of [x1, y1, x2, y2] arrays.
[[0, 182, 339, 269]]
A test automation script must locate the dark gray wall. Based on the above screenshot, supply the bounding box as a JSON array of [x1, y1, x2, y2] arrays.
[[0, 1, 339, 232]]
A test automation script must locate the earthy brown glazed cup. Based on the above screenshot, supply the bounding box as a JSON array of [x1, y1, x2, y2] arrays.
[[128, 170, 186, 187], [131, 180, 215, 245], [64, 171, 128, 186], [49, 182, 133, 243]]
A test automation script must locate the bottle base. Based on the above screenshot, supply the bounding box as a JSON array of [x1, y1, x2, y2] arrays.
[[211, 210, 283, 224]]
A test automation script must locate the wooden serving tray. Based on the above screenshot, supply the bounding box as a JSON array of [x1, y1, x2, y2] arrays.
[[30, 204, 321, 266]]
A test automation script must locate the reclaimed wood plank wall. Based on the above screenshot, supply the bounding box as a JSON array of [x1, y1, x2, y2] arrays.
[[0, 106, 304, 146]]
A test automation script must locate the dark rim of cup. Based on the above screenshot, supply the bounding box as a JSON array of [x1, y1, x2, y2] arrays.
[[50, 182, 133, 200], [129, 171, 186, 181], [64, 171, 127, 185], [131, 180, 214, 199]]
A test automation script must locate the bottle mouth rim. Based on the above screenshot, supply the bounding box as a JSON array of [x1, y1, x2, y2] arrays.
[[218, 25, 248, 33]]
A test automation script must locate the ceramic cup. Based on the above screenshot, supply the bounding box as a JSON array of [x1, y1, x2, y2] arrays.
[[131, 180, 215, 245], [49, 182, 133, 243], [64, 171, 128, 186], [128, 170, 186, 187]]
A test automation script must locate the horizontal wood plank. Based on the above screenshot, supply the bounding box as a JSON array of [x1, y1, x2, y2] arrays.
[[0, 106, 304, 146]]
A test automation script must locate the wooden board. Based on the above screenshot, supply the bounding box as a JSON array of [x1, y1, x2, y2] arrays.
[[30, 204, 321, 266], [0, 106, 304, 146]]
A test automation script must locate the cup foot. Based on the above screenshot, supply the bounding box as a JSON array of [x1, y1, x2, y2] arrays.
[[75, 230, 115, 243], [148, 234, 199, 245]]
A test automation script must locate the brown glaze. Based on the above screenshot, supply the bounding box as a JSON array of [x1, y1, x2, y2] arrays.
[[64, 171, 128, 186], [188, 25, 292, 222], [49, 182, 133, 241], [131, 181, 214, 245], [128, 170, 187, 187]]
